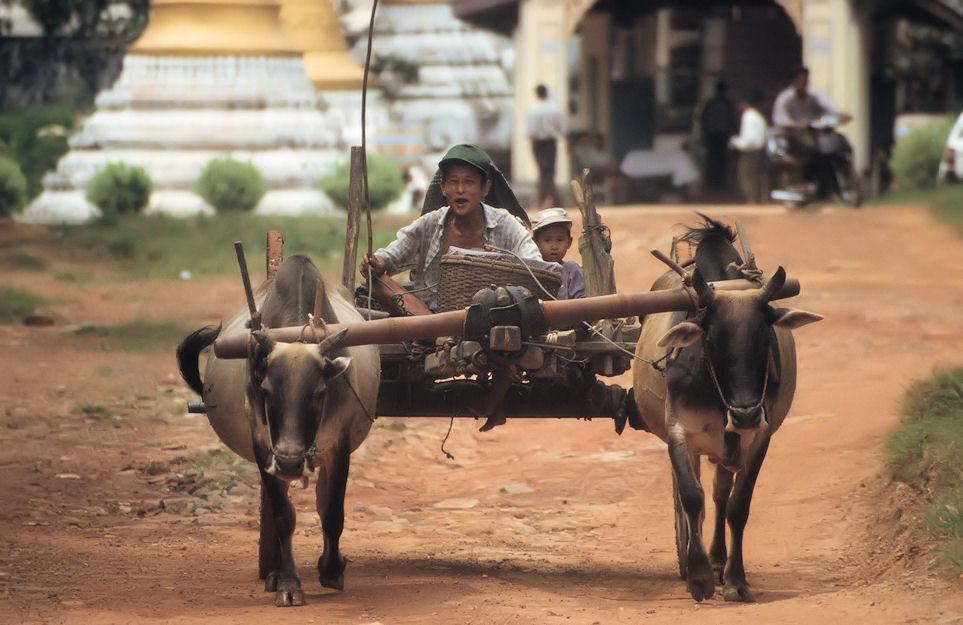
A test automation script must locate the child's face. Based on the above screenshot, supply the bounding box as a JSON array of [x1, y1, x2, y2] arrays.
[[534, 224, 572, 263]]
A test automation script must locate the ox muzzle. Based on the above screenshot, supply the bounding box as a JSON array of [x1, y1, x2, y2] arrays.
[[264, 448, 316, 480], [725, 404, 767, 433]]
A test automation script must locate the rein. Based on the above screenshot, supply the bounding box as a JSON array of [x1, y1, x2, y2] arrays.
[[702, 343, 769, 414]]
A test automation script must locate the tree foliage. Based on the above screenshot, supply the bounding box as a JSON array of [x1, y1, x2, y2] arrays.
[[21, 0, 149, 40], [4, 0, 149, 110]]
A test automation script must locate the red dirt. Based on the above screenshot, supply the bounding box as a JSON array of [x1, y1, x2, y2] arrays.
[[1, 203, 962, 625]]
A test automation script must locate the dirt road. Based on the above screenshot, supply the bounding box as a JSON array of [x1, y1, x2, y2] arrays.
[[1, 203, 962, 625]]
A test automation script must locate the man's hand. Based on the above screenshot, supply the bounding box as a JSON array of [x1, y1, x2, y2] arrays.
[[359, 252, 386, 278]]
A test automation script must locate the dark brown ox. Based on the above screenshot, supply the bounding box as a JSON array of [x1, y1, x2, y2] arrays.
[[176, 254, 380, 606], [632, 216, 822, 602]]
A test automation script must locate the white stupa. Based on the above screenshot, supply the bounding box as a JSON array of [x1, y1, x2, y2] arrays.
[[20, 0, 379, 223], [346, 0, 514, 162]]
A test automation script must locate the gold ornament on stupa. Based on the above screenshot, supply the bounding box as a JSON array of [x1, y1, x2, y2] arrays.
[[279, 0, 365, 90], [131, 0, 301, 57]]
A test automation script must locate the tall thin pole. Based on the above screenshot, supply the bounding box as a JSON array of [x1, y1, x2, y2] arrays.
[[360, 0, 379, 257]]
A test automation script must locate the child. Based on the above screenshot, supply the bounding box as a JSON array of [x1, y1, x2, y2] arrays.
[[531, 208, 586, 299]]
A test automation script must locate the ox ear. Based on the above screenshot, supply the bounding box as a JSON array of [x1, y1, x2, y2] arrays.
[[657, 321, 704, 348], [323, 356, 351, 383], [772, 308, 824, 330]]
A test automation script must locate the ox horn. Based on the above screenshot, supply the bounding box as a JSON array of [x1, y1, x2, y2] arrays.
[[252, 329, 275, 352], [760, 266, 787, 301], [312, 278, 326, 323], [318, 328, 348, 353], [735, 220, 758, 271]]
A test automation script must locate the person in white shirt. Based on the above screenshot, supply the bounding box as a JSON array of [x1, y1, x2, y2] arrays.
[[526, 84, 565, 208], [729, 88, 767, 204]]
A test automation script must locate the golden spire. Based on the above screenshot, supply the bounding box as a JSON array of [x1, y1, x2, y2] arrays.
[[279, 0, 365, 90], [131, 0, 300, 57]]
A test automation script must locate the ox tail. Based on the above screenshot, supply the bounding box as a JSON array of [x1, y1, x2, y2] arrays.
[[176, 325, 222, 396]]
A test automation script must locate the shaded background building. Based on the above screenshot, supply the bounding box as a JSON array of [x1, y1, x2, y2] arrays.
[[455, 0, 963, 203], [4, 0, 963, 217]]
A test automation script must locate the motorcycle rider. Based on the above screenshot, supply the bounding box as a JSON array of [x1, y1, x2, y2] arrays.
[[772, 66, 851, 191]]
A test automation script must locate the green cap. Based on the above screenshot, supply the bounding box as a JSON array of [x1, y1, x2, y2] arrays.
[[438, 144, 492, 177]]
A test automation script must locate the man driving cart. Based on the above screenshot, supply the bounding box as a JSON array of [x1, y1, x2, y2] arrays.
[[360, 144, 541, 315]]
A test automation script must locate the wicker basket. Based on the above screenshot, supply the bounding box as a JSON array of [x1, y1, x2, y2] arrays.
[[437, 254, 562, 312]]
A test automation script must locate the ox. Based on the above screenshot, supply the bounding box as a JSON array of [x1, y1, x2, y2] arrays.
[[176, 254, 380, 606], [632, 216, 821, 602]]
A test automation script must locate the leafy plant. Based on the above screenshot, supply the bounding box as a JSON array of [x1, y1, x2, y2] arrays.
[[319, 152, 404, 212], [0, 105, 75, 200], [0, 253, 47, 271], [887, 368, 963, 575], [0, 285, 47, 323], [371, 55, 419, 83], [0, 155, 28, 217], [193, 157, 267, 213], [890, 117, 954, 190], [72, 320, 196, 353], [26, 212, 404, 280], [85, 162, 153, 219], [73, 402, 111, 420]]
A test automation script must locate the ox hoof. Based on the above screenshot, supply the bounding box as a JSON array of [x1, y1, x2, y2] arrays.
[[320, 572, 345, 592], [723, 583, 756, 603], [264, 573, 305, 607], [275, 586, 305, 607], [319, 554, 346, 591], [686, 563, 715, 602]]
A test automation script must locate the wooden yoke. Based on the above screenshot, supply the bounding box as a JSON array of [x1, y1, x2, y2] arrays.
[[213, 277, 800, 359]]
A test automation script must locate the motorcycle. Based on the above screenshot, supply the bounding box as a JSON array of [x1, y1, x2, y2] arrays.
[[766, 114, 862, 208]]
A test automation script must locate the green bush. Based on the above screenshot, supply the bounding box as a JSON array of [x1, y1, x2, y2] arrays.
[[891, 117, 954, 190], [193, 157, 266, 213], [0, 155, 28, 217], [0, 105, 76, 200], [319, 152, 404, 211], [85, 162, 153, 218]]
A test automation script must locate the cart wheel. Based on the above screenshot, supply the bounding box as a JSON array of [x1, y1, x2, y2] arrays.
[[672, 473, 689, 580]]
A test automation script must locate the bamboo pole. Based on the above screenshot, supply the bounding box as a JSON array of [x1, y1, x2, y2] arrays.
[[341, 146, 364, 291]]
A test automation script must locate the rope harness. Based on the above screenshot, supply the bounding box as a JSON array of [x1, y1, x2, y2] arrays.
[[703, 340, 771, 415]]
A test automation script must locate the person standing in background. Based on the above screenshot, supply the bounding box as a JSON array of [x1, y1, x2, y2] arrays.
[[700, 80, 737, 194], [526, 84, 565, 209], [729, 88, 767, 204]]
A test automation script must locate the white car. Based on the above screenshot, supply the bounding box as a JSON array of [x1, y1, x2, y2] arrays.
[[937, 111, 963, 183]]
